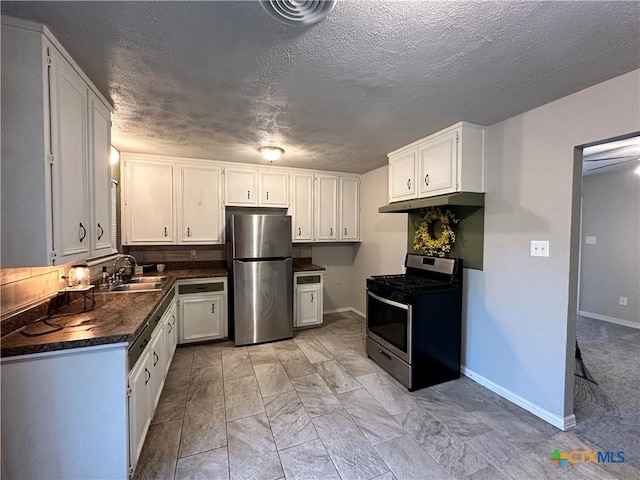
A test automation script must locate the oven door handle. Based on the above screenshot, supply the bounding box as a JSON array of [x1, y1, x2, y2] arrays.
[[367, 290, 409, 311]]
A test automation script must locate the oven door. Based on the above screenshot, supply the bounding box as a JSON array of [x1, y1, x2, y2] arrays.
[[366, 290, 411, 363]]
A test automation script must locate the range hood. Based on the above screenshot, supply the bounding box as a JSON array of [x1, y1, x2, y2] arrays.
[[378, 192, 485, 213]]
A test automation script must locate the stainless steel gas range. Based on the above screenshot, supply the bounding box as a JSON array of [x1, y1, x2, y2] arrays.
[[366, 253, 463, 391]]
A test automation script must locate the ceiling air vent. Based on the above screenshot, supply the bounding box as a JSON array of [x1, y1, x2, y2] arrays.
[[260, 0, 337, 26]]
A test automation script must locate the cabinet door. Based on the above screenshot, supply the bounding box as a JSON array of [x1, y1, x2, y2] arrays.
[[180, 294, 226, 343], [225, 167, 258, 206], [259, 170, 289, 207], [315, 175, 338, 241], [164, 304, 177, 373], [125, 160, 174, 243], [51, 50, 90, 259], [178, 165, 222, 243], [389, 150, 417, 202], [418, 130, 457, 196], [339, 177, 359, 241], [148, 325, 165, 410], [291, 173, 314, 242], [295, 285, 322, 327], [89, 94, 113, 256], [128, 351, 151, 469]]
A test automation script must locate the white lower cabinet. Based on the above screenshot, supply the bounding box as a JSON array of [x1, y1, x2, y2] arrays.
[[294, 272, 324, 328], [177, 278, 228, 344], [128, 348, 152, 472], [128, 295, 177, 474], [164, 303, 178, 373]]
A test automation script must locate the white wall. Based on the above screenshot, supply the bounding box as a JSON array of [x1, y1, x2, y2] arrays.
[[311, 244, 358, 312], [353, 69, 640, 427], [579, 164, 640, 326], [352, 165, 408, 314], [465, 69, 640, 424]]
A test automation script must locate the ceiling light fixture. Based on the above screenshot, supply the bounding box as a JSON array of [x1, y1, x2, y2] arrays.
[[260, 146, 285, 162], [260, 0, 337, 26]]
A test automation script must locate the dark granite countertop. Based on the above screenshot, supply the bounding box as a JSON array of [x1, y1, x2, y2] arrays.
[[292, 258, 325, 272], [1, 269, 227, 358]]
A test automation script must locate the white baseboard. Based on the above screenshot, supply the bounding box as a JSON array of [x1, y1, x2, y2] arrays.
[[578, 310, 639, 330], [324, 307, 366, 318], [324, 307, 353, 314], [462, 366, 576, 431]]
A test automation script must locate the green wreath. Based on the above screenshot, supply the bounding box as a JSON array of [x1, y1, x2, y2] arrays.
[[413, 207, 458, 257]]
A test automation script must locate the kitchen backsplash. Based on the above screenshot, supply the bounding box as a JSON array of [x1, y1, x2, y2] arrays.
[[0, 257, 116, 320], [1, 245, 312, 322]]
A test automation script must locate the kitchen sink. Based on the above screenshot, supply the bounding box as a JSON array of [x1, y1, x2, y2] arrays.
[[101, 276, 169, 293], [128, 276, 168, 283]]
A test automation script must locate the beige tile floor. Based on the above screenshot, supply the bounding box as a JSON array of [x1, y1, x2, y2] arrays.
[[133, 312, 640, 480]]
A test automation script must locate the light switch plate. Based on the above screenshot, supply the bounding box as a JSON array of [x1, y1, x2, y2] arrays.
[[585, 236, 597, 245], [531, 240, 550, 257]]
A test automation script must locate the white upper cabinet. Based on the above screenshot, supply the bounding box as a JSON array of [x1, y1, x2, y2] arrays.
[[339, 177, 360, 241], [225, 166, 258, 206], [124, 158, 175, 244], [178, 165, 223, 244], [51, 47, 91, 260], [388, 150, 417, 203], [388, 122, 486, 202], [259, 170, 289, 207], [315, 175, 338, 241], [121, 152, 360, 246], [291, 173, 314, 242], [123, 155, 227, 245], [418, 130, 457, 196], [89, 92, 115, 257], [0, 18, 113, 267]]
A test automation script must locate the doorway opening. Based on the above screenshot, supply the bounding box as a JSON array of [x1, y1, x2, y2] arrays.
[[570, 132, 639, 469]]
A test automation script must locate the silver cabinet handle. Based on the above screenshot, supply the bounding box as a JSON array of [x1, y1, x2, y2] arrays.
[[97, 223, 104, 240], [298, 227, 301, 236], [153, 351, 159, 367], [168, 322, 172, 333], [164, 227, 168, 237], [425, 174, 429, 186], [187, 227, 191, 237], [247, 190, 250, 199], [344, 227, 347, 235], [211, 303, 215, 314], [407, 179, 411, 190], [172, 314, 176, 326], [266, 191, 269, 200], [311, 293, 314, 303], [145, 368, 150, 385], [79, 222, 87, 242], [330, 227, 333, 236]]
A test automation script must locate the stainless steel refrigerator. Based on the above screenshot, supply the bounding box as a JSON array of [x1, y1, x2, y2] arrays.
[[229, 214, 293, 346]]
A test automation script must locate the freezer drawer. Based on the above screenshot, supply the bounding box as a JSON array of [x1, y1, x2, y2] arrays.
[[233, 258, 293, 346]]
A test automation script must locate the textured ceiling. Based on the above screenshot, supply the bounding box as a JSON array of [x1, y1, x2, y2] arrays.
[[2, 1, 639, 173]]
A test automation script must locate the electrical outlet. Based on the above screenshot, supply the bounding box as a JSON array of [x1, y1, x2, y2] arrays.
[[191, 250, 197, 260], [619, 296, 628, 306], [530, 240, 550, 257]]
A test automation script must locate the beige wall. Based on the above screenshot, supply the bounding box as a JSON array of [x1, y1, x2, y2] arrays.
[[352, 165, 408, 314]]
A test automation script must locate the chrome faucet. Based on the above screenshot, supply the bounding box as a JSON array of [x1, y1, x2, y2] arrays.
[[111, 254, 138, 285]]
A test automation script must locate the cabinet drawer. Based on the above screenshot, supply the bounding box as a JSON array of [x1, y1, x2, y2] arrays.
[[296, 275, 322, 285], [178, 282, 225, 295]]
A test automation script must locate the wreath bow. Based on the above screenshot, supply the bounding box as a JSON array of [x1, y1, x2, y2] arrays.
[[413, 207, 458, 257]]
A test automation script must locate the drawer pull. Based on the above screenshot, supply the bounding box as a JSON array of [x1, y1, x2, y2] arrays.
[[211, 303, 215, 314], [379, 349, 392, 361], [145, 368, 150, 385], [153, 351, 159, 367]]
